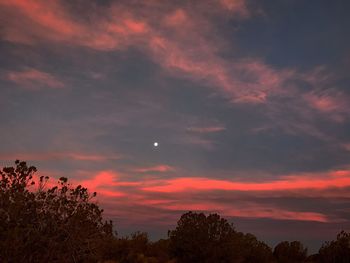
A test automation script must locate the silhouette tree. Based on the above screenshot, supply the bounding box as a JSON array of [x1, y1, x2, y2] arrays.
[[0, 160, 113, 262], [168, 211, 272, 263], [239, 232, 273, 263], [318, 231, 350, 263], [149, 238, 171, 263], [168, 212, 236, 262], [273, 241, 308, 263], [101, 232, 173, 263]]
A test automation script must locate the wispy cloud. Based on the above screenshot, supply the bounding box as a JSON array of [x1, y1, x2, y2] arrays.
[[140, 172, 350, 193], [0, 0, 297, 103], [186, 126, 226, 133], [133, 165, 175, 173], [0, 152, 122, 162], [6, 68, 64, 89], [304, 90, 350, 123]]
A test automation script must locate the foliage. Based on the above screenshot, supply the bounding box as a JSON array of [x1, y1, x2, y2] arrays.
[[238, 232, 274, 263], [168, 211, 273, 263], [318, 231, 350, 263], [100, 232, 172, 263], [273, 241, 308, 263], [0, 160, 113, 262]]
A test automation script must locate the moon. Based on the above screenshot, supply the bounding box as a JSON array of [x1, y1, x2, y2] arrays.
[[153, 142, 158, 147]]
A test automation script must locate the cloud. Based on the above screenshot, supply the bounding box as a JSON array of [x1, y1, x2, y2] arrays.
[[186, 126, 226, 133], [37, 166, 349, 225], [219, 0, 249, 16], [0, 0, 149, 50], [342, 143, 350, 151], [0, 152, 122, 162], [140, 172, 350, 193], [304, 90, 350, 123], [0, 0, 298, 104], [157, 201, 329, 223], [133, 165, 175, 173], [5, 69, 64, 89]]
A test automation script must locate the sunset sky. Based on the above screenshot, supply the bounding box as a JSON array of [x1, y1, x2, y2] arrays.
[[1, 0, 350, 252]]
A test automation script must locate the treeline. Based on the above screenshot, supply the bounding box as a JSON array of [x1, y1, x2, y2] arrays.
[[0, 161, 349, 263]]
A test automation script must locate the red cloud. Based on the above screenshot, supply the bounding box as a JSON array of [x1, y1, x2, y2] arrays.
[[6, 69, 64, 89]]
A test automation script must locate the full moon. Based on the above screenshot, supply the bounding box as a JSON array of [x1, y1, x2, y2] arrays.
[[153, 142, 158, 147]]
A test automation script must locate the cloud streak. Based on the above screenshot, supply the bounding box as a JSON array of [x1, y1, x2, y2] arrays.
[[5, 69, 64, 89], [0, 152, 122, 162], [44, 167, 350, 226]]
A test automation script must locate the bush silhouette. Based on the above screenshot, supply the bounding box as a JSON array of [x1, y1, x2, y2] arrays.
[[318, 231, 350, 263], [273, 241, 307, 263], [0, 160, 113, 262], [168, 211, 272, 263]]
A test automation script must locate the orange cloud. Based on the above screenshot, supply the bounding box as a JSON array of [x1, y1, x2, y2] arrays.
[[6, 69, 64, 89]]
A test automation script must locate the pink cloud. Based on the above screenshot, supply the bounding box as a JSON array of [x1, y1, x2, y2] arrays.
[[2, 0, 344, 121], [160, 201, 329, 223], [141, 170, 350, 193], [133, 165, 175, 173], [219, 0, 249, 17], [186, 126, 226, 133], [304, 91, 350, 122], [44, 166, 350, 225], [342, 143, 350, 151], [2, 1, 348, 175], [6, 69, 64, 89], [0, 0, 149, 50], [74, 171, 125, 197], [0, 0, 297, 104], [226, 208, 329, 222]]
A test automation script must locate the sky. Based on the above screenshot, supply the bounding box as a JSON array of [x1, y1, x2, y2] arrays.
[[0, 0, 350, 252]]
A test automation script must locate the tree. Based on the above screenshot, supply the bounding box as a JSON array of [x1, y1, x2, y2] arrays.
[[239, 233, 273, 263], [273, 241, 308, 263], [148, 238, 171, 263], [318, 231, 350, 263], [0, 160, 113, 262], [168, 212, 237, 262], [168, 211, 272, 263]]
